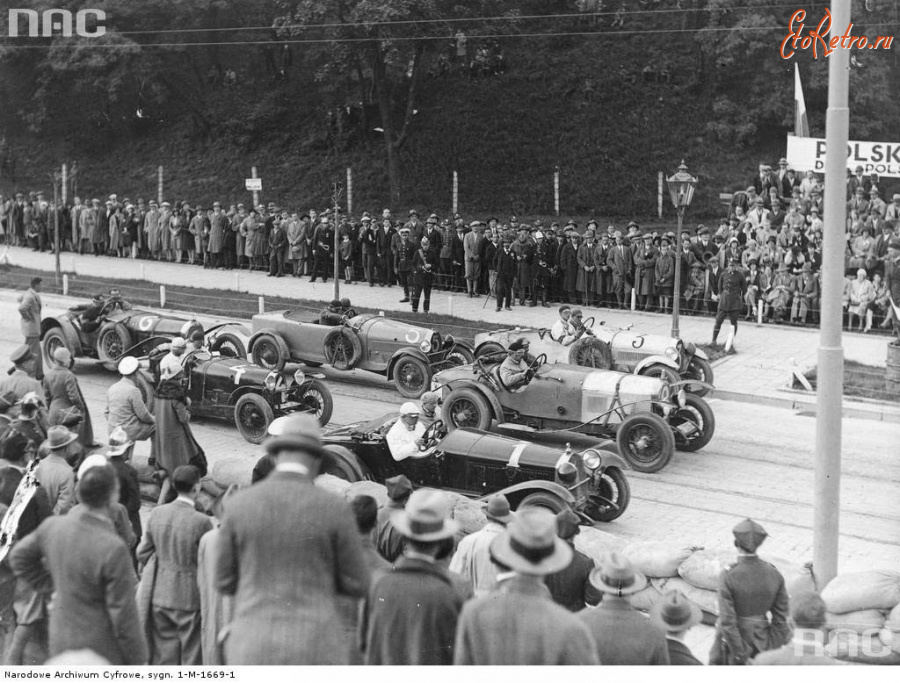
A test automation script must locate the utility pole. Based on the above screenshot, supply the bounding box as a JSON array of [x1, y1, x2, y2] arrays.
[[53, 167, 61, 285], [332, 182, 343, 301], [814, 0, 851, 588]]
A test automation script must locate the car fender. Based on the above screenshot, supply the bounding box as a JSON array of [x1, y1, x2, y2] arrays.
[[597, 451, 630, 472], [247, 327, 286, 351], [443, 379, 504, 423], [448, 338, 474, 353], [227, 385, 271, 406], [40, 317, 83, 356], [486, 480, 576, 506], [386, 347, 430, 375], [691, 348, 709, 361], [634, 355, 679, 374], [668, 379, 715, 394], [323, 444, 372, 481]]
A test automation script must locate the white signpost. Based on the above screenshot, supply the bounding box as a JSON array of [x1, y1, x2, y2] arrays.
[[246, 167, 261, 206]]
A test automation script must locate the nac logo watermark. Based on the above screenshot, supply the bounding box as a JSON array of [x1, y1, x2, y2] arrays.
[[6, 8, 106, 38]]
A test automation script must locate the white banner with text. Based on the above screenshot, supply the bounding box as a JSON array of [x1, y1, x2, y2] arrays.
[[786, 135, 900, 177]]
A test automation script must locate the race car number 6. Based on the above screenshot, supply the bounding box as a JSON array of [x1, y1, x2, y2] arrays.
[[137, 315, 158, 331], [405, 330, 420, 343]]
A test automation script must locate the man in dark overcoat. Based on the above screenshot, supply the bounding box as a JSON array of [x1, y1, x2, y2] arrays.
[[633, 233, 658, 311], [607, 232, 633, 309], [376, 475, 412, 562], [712, 255, 748, 348], [494, 236, 517, 312], [531, 231, 555, 307], [544, 510, 597, 612]]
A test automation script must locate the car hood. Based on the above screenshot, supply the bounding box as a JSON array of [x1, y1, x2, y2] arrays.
[[443, 428, 568, 468], [591, 327, 680, 354], [353, 315, 436, 346]]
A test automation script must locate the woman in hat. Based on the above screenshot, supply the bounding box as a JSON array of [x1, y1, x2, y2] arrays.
[[633, 233, 658, 311], [108, 204, 124, 258], [743, 259, 762, 319], [845, 267, 876, 332], [654, 235, 676, 313], [151, 375, 205, 506], [766, 262, 794, 322], [848, 225, 873, 271], [42, 347, 93, 448], [453, 507, 598, 665]]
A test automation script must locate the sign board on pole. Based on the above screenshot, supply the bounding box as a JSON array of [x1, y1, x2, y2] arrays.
[[786, 135, 900, 177], [245, 178, 263, 192]]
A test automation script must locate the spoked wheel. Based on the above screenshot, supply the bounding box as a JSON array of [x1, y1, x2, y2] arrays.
[[671, 394, 716, 452], [323, 327, 362, 370], [616, 412, 675, 473], [683, 356, 714, 396], [392, 355, 432, 399], [587, 467, 631, 523], [443, 387, 493, 431], [233, 393, 274, 444], [250, 333, 288, 372], [297, 379, 334, 426], [210, 332, 247, 360], [42, 328, 72, 366], [639, 363, 681, 385], [97, 323, 133, 370], [568, 336, 612, 369], [446, 344, 475, 367]]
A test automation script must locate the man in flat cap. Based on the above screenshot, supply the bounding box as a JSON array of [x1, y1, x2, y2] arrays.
[[0, 344, 43, 401], [709, 518, 791, 665]]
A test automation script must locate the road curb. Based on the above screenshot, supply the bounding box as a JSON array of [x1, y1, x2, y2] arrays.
[[713, 388, 900, 423]]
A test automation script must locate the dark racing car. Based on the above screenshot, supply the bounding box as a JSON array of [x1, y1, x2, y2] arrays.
[[320, 413, 631, 523], [41, 291, 204, 370], [143, 345, 333, 444]]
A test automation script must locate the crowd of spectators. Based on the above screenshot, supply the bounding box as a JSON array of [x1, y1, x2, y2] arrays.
[[0, 157, 897, 331]]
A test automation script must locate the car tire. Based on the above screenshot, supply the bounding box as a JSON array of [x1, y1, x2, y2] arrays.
[[209, 332, 247, 360], [97, 322, 133, 371], [616, 412, 675, 473], [392, 355, 432, 399], [234, 393, 275, 444], [298, 379, 334, 426], [321, 445, 366, 482], [589, 467, 631, 523], [250, 332, 289, 372], [568, 337, 613, 369], [639, 363, 681, 385], [684, 357, 714, 397], [671, 393, 716, 452], [134, 369, 156, 412], [474, 341, 506, 362], [443, 387, 494, 431], [446, 344, 475, 367], [42, 327, 73, 367], [518, 491, 570, 515], [323, 327, 363, 371]]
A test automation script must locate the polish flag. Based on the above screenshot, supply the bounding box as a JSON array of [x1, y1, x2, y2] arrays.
[[794, 63, 810, 137]]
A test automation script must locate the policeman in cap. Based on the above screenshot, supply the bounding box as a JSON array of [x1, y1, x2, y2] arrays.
[[709, 518, 791, 665]]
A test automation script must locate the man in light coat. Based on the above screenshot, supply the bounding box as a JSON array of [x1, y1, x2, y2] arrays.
[[214, 414, 370, 664], [449, 494, 512, 597], [137, 465, 213, 664], [35, 426, 77, 515], [17, 277, 43, 381], [105, 356, 155, 443], [463, 221, 485, 297]]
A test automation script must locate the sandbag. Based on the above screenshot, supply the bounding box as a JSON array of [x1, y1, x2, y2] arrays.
[[345, 480, 389, 508], [452, 498, 487, 535], [827, 609, 887, 634], [628, 584, 662, 612], [573, 527, 627, 566], [829, 630, 900, 665], [622, 541, 700, 578], [211, 457, 256, 488], [315, 474, 353, 498], [821, 570, 900, 614], [196, 490, 217, 515], [885, 602, 900, 632], [678, 549, 735, 591], [652, 577, 719, 621], [201, 477, 226, 498]]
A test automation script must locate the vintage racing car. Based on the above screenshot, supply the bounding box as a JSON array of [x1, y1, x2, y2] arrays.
[[143, 344, 333, 443], [41, 293, 204, 370], [248, 309, 474, 398], [320, 413, 631, 522], [474, 322, 713, 396], [432, 354, 716, 473]]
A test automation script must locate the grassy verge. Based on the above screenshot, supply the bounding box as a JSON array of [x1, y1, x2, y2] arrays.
[[796, 359, 899, 404], [0, 264, 507, 342]]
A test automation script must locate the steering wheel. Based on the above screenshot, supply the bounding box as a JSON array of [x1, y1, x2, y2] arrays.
[[419, 420, 445, 451], [526, 353, 547, 377], [582, 316, 596, 330]]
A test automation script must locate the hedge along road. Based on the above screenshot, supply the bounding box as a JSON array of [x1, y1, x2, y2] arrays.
[[0, 293, 897, 576]]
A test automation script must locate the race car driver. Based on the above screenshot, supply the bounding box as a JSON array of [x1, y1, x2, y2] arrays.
[[386, 402, 433, 462]]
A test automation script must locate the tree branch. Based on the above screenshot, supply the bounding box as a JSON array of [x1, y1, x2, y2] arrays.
[[393, 41, 425, 150]]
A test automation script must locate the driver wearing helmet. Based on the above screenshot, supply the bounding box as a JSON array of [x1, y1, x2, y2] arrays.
[[559, 309, 588, 345], [499, 338, 537, 390], [339, 297, 357, 319], [386, 402, 433, 462], [549, 305, 573, 343], [418, 391, 442, 429], [319, 299, 344, 326]]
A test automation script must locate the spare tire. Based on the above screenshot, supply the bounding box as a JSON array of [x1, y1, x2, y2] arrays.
[[323, 327, 363, 371], [97, 322, 133, 369], [568, 336, 612, 369]]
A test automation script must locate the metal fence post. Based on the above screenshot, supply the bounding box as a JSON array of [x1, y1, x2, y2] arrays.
[[159, 285, 166, 308], [258, 296, 265, 314]]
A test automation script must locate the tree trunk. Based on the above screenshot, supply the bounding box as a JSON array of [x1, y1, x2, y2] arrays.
[[371, 45, 402, 206]]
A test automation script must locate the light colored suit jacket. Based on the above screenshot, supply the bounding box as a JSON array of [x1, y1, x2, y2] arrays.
[[36, 453, 76, 515], [17, 287, 41, 337], [105, 377, 155, 441]]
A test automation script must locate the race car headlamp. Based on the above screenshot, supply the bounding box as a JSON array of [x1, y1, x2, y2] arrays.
[[264, 372, 278, 391], [420, 340, 432, 353], [556, 461, 578, 485], [665, 346, 679, 361], [293, 370, 306, 386], [581, 449, 601, 471]]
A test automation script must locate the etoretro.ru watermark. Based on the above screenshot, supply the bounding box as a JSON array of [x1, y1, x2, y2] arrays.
[[781, 8, 893, 59]]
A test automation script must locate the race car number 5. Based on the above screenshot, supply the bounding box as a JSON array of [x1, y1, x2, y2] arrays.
[[405, 329, 420, 343], [137, 315, 159, 331]]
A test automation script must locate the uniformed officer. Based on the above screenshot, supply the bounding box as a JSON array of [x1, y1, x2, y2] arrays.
[[499, 338, 535, 390], [0, 345, 44, 402], [395, 227, 415, 303], [531, 231, 555, 307], [709, 518, 791, 665], [712, 255, 747, 349]]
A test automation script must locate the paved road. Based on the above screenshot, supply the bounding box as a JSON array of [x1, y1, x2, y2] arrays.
[[1, 296, 897, 576]]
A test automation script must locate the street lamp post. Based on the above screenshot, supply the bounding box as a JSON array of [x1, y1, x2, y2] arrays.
[[666, 160, 698, 339]]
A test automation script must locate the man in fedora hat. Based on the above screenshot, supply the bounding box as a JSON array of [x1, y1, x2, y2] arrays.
[[752, 592, 838, 665], [709, 518, 790, 665], [137, 465, 213, 664], [215, 413, 369, 664], [43, 346, 93, 447], [579, 552, 669, 664], [35, 426, 77, 515], [453, 507, 597, 664], [7, 392, 47, 456], [376, 474, 413, 562], [105, 357, 156, 445], [545, 509, 598, 612], [0, 344, 43, 403], [652, 590, 703, 665], [361, 488, 465, 664], [106, 426, 142, 544], [449, 494, 513, 597]]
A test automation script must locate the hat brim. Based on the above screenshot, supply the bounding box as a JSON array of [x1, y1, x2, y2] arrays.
[[265, 434, 329, 460], [106, 442, 133, 457], [587, 566, 648, 595], [485, 509, 514, 524], [489, 532, 573, 576], [391, 510, 459, 542], [49, 432, 79, 450], [650, 596, 702, 632]]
